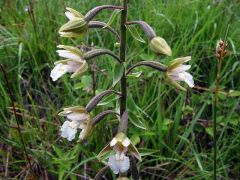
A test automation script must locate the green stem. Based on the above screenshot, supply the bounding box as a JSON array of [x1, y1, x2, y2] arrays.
[[119, 0, 128, 117]]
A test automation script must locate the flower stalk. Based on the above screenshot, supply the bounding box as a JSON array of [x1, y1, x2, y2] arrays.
[[213, 39, 227, 179]]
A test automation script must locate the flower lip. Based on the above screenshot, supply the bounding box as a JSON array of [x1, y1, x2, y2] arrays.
[[108, 154, 130, 174]]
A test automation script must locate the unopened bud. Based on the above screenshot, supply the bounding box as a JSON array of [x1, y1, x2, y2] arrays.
[[150, 37, 172, 56], [59, 18, 88, 37]]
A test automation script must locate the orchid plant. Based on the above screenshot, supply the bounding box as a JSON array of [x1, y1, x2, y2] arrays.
[[51, 1, 194, 179]]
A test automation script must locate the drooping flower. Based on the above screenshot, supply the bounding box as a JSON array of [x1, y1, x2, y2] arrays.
[[50, 45, 88, 81], [59, 106, 92, 141], [166, 56, 194, 91], [98, 133, 141, 175], [59, 7, 88, 37], [150, 36, 172, 56]]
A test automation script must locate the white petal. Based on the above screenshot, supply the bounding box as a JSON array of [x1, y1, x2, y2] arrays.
[[79, 129, 85, 140], [65, 11, 75, 20], [60, 121, 77, 141], [170, 65, 191, 74], [110, 137, 118, 147], [122, 137, 131, 147], [181, 72, 194, 87], [57, 50, 81, 60], [108, 154, 130, 174], [50, 63, 67, 81], [67, 112, 89, 121]]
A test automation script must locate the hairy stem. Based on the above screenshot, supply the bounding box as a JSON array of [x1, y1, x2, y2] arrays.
[[119, 0, 128, 118], [0, 64, 35, 176]]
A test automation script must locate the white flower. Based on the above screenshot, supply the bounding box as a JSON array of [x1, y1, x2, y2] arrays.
[[166, 56, 194, 91], [59, 106, 91, 141], [50, 45, 88, 81], [98, 133, 141, 175], [108, 154, 130, 174]]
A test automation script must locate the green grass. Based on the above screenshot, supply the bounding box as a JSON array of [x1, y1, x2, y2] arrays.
[[1, 0, 240, 179]]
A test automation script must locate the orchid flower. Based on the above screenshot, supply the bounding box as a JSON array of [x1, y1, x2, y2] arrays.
[[59, 106, 92, 141], [166, 56, 194, 91], [50, 45, 88, 81], [98, 133, 141, 174]]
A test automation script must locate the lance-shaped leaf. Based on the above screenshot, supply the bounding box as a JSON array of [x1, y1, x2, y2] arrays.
[[84, 49, 121, 63], [84, 5, 123, 22], [91, 110, 119, 126], [126, 21, 156, 40], [105, 9, 121, 28], [86, 90, 121, 112], [88, 21, 120, 41], [112, 63, 125, 87], [126, 61, 168, 75], [126, 25, 146, 44]]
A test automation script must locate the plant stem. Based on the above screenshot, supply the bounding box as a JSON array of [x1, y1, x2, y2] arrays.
[[0, 64, 35, 176], [119, 0, 128, 117], [213, 45, 224, 180]]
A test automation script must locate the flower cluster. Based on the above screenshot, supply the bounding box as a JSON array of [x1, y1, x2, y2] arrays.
[[50, 4, 195, 179]]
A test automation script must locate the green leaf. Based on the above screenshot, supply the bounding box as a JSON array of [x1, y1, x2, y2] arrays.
[[104, 9, 121, 28], [112, 63, 124, 87], [229, 90, 240, 97], [126, 25, 146, 43], [205, 127, 213, 137], [74, 75, 91, 90], [130, 134, 141, 146], [127, 71, 142, 78], [97, 94, 120, 106]]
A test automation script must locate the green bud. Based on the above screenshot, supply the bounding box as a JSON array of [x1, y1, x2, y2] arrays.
[[150, 36, 172, 56], [114, 42, 120, 48], [59, 18, 88, 37]]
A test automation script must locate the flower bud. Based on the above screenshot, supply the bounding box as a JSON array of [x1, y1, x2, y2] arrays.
[[59, 7, 88, 37], [59, 18, 88, 37], [150, 37, 172, 56]]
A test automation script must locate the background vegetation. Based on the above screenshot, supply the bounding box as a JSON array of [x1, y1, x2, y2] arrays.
[[0, 0, 240, 179]]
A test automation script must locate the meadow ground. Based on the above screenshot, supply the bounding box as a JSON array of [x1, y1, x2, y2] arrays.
[[0, 0, 240, 179]]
